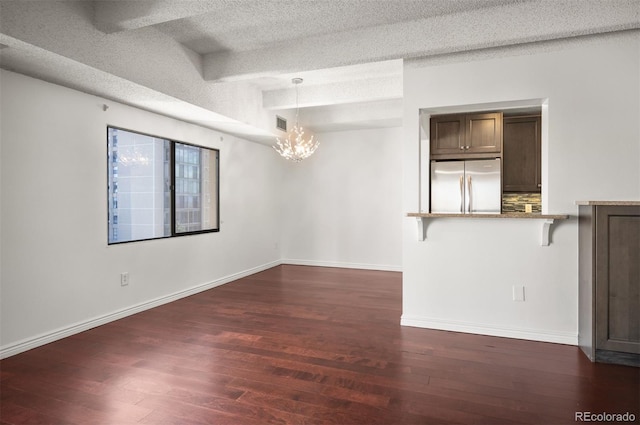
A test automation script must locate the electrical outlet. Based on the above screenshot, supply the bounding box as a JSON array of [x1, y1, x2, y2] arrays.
[[525, 204, 533, 213], [120, 272, 129, 286], [512, 285, 525, 301]]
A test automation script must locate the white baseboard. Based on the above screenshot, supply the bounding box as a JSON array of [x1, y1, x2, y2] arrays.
[[401, 315, 578, 346], [0, 260, 282, 359], [282, 258, 402, 272]]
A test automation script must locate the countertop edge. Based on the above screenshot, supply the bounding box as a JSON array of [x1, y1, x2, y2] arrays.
[[575, 201, 640, 206], [407, 213, 569, 219]]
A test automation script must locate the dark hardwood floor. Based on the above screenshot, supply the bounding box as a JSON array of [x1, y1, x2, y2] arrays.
[[1, 265, 638, 424]]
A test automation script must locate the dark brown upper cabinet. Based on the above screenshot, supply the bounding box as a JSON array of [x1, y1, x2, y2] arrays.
[[503, 115, 541, 192], [430, 112, 502, 159], [429, 114, 465, 156]]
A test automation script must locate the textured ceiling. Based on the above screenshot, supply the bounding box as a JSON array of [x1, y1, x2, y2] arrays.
[[1, 0, 639, 143], [154, 0, 511, 54]]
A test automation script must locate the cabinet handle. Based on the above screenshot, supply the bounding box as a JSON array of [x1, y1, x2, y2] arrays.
[[537, 183, 542, 188], [459, 176, 464, 213], [465, 146, 470, 150], [460, 146, 464, 150], [467, 176, 472, 213]]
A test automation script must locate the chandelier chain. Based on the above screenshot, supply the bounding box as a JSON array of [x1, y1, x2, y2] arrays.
[[295, 82, 300, 127]]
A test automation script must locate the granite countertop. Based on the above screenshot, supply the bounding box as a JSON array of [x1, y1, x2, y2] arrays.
[[575, 201, 640, 206], [407, 212, 569, 219]]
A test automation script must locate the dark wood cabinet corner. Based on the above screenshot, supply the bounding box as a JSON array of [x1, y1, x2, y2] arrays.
[[578, 204, 640, 367]]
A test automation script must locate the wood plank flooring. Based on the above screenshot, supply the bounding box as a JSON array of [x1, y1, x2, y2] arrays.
[[1, 265, 638, 424]]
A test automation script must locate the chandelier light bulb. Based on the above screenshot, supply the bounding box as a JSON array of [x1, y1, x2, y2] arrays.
[[273, 78, 319, 162]]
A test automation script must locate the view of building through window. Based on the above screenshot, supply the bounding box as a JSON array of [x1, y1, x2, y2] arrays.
[[175, 143, 217, 234], [108, 127, 219, 244]]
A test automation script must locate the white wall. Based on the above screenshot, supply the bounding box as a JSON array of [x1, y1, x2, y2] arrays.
[[0, 71, 284, 357], [281, 127, 403, 271], [402, 32, 640, 344]]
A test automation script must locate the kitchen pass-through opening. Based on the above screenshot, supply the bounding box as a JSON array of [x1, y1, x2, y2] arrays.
[[418, 99, 547, 215]]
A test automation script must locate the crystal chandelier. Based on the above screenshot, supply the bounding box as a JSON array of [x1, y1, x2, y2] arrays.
[[273, 78, 319, 162]]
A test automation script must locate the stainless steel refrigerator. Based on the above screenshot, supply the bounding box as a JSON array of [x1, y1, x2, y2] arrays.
[[430, 158, 501, 214]]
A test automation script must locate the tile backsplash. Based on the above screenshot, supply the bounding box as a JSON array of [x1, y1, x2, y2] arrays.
[[502, 193, 542, 213]]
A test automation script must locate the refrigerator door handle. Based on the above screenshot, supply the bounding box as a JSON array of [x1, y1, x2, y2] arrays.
[[459, 175, 464, 213], [467, 175, 472, 213]]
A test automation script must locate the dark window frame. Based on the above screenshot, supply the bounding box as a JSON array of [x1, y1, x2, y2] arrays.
[[107, 125, 220, 245]]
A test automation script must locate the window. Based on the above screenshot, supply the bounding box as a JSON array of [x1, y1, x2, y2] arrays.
[[107, 126, 219, 244]]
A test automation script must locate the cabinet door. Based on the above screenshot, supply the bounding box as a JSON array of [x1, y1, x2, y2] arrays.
[[503, 116, 541, 192], [465, 112, 502, 154], [430, 114, 465, 156], [595, 205, 640, 354]]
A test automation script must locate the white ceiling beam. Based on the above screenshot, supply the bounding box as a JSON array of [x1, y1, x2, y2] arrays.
[[93, 0, 226, 34], [0, 1, 279, 142], [0, 33, 276, 144], [262, 75, 402, 110], [301, 99, 403, 133], [203, 0, 640, 81]]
